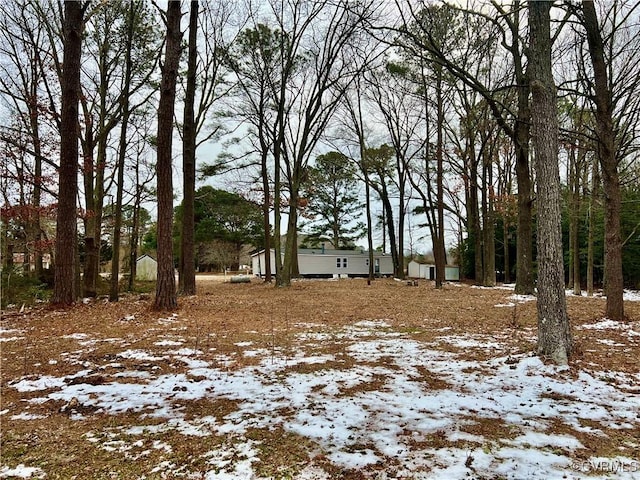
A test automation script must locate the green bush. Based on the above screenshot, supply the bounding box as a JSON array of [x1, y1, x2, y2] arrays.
[[1, 267, 51, 309]]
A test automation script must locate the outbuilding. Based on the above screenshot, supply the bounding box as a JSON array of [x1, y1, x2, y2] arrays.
[[407, 259, 460, 281], [136, 254, 157, 281], [251, 248, 394, 278]]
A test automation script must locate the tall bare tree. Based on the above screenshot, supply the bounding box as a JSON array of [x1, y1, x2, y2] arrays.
[[394, 1, 535, 293], [581, 0, 625, 320], [52, 0, 87, 304], [108, 0, 161, 300], [276, 0, 380, 286], [179, 0, 198, 296], [0, 0, 61, 278], [528, 0, 572, 364], [178, 1, 235, 291], [154, 0, 182, 310]]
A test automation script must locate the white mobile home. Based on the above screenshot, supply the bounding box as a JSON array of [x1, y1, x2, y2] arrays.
[[407, 260, 460, 281], [251, 248, 394, 278]]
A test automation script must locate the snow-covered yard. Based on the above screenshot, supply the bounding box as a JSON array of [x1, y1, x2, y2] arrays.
[[1, 280, 639, 479]]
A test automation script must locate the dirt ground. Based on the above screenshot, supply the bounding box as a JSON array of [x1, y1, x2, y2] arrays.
[[1, 278, 639, 479]]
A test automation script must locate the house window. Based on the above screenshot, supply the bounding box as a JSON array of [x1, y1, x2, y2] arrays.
[[342, 258, 348, 268], [336, 257, 348, 268], [365, 258, 369, 267], [336, 258, 341, 268]]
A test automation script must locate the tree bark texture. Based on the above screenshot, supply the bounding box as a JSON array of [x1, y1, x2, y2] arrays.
[[483, 164, 496, 287], [513, 97, 534, 294], [509, 0, 535, 295], [154, 0, 182, 310], [587, 159, 599, 296], [434, 70, 446, 287], [53, 1, 83, 305], [260, 149, 272, 282], [179, 0, 198, 296], [582, 0, 624, 321], [528, 0, 572, 365]]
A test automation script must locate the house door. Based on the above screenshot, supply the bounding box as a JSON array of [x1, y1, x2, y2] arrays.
[[429, 266, 435, 280], [375, 258, 380, 275]]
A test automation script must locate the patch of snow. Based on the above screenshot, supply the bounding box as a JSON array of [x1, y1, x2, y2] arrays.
[[175, 357, 209, 369], [11, 375, 67, 392], [0, 336, 23, 342], [203, 440, 258, 479], [154, 340, 184, 346], [623, 290, 640, 302], [437, 335, 504, 350], [243, 348, 271, 358], [5, 318, 639, 479], [0, 327, 23, 335], [167, 348, 203, 356], [581, 319, 627, 330], [63, 332, 89, 340], [112, 371, 152, 379], [117, 349, 164, 361], [596, 339, 626, 347], [510, 431, 583, 449], [10, 413, 48, 421], [495, 302, 516, 308], [0, 464, 45, 479], [508, 294, 536, 303]]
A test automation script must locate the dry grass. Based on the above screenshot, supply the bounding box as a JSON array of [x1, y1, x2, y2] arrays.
[[1, 278, 639, 478]]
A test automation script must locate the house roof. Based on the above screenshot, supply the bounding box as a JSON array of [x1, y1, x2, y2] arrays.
[[136, 254, 157, 262]]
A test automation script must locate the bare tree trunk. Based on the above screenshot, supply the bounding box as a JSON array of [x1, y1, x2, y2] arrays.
[[587, 158, 599, 296], [570, 147, 582, 296], [504, 222, 511, 284], [364, 175, 374, 283], [511, 1, 534, 295], [468, 162, 483, 284], [280, 194, 298, 286], [29, 87, 43, 279], [349, 87, 374, 284], [261, 151, 272, 282], [154, 0, 182, 310], [128, 174, 142, 292], [483, 163, 496, 287], [53, 0, 84, 305], [434, 69, 446, 287], [179, 0, 198, 296], [273, 126, 283, 286], [380, 187, 400, 278], [81, 128, 97, 298], [110, 0, 136, 302], [583, 0, 624, 321], [529, 0, 572, 365]]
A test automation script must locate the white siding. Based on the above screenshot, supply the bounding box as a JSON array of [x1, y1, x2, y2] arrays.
[[408, 261, 421, 278], [252, 250, 276, 277], [408, 260, 460, 281], [136, 256, 157, 281], [251, 249, 394, 277]]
